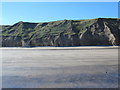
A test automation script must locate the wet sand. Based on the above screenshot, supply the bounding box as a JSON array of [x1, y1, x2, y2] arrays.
[[1, 47, 118, 88]]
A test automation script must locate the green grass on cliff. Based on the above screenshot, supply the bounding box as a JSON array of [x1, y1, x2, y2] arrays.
[[1, 18, 120, 40]]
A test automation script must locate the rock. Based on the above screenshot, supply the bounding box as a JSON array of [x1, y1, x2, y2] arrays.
[[1, 18, 120, 47]]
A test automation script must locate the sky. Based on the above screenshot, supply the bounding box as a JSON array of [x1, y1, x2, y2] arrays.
[[1, 2, 118, 25]]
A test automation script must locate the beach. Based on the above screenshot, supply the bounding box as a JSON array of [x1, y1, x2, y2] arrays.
[[1, 46, 118, 88]]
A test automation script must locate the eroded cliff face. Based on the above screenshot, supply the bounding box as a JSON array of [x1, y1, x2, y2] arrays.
[[1, 18, 120, 47], [2, 36, 22, 47]]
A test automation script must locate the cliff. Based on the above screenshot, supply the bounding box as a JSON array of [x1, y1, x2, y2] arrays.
[[1, 18, 120, 47]]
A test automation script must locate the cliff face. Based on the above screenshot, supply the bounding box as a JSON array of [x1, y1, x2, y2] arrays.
[[1, 18, 120, 47]]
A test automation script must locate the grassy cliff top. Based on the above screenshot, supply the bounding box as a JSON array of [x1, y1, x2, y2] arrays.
[[1, 18, 120, 39]]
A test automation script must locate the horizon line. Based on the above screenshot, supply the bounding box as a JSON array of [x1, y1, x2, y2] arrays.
[[1, 17, 119, 25]]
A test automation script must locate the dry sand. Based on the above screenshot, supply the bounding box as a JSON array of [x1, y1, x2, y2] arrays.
[[1, 46, 119, 88]]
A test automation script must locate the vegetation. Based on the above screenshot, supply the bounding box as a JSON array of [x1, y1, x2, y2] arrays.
[[1, 18, 120, 40]]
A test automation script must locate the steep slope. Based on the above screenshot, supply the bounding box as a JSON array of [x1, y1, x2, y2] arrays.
[[1, 18, 120, 47]]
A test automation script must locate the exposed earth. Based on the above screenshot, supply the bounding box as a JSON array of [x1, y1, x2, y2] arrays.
[[1, 18, 120, 47]]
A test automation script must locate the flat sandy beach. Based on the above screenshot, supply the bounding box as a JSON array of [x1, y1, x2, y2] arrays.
[[1, 46, 119, 88]]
